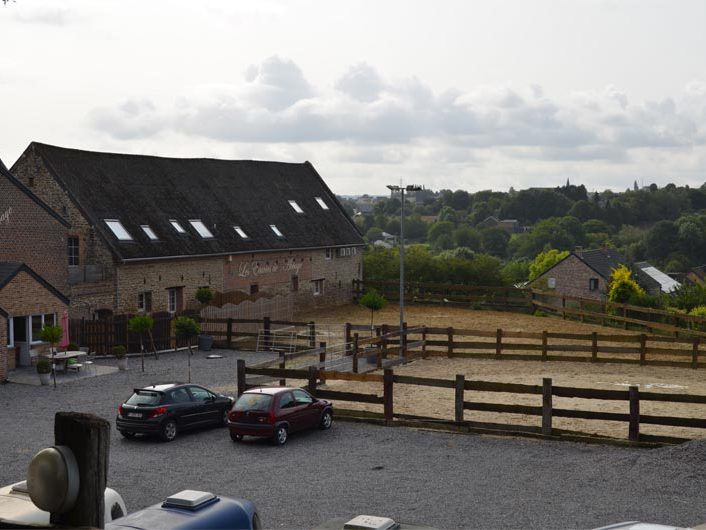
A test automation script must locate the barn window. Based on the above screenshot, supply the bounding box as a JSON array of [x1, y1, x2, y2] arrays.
[[167, 287, 183, 313], [291, 275, 299, 292], [234, 226, 249, 239], [325, 248, 333, 260], [589, 278, 599, 291], [189, 219, 214, 239], [288, 200, 304, 214], [68, 236, 79, 266], [104, 219, 133, 241], [270, 224, 284, 238], [170, 219, 187, 234], [138, 291, 152, 312], [315, 197, 329, 210], [312, 279, 324, 296], [547, 278, 556, 289], [141, 225, 158, 241]]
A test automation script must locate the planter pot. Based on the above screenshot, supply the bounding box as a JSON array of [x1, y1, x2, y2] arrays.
[[117, 357, 128, 371], [198, 334, 214, 352], [38, 372, 51, 385]]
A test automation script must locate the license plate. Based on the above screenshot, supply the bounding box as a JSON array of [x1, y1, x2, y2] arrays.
[[128, 413, 141, 418]]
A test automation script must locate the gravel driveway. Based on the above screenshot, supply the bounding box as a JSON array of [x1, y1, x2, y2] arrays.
[[1, 348, 706, 529]]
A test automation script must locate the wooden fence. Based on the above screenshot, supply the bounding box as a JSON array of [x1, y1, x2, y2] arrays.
[[237, 362, 706, 445], [344, 323, 706, 369], [203, 316, 318, 351]]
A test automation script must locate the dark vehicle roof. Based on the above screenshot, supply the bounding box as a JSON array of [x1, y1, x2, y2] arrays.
[[243, 387, 303, 396], [137, 383, 183, 392]]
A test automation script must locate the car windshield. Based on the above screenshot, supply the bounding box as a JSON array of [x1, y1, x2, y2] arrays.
[[126, 390, 162, 406], [234, 393, 272, 412]]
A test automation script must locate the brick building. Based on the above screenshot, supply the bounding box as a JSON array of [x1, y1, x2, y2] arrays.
[[0, 262, 69, 382], [7, 143, 364, 317]]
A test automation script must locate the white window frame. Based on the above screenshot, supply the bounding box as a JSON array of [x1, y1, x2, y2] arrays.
[[547, 278, 556, 289], [189, 219, 215, 239], [312, 279, 324, 296], [234, 226, 249, 239], [325, 248, 333, 260], [315, 197, 329, 210], [270, 224, 284, 238], [30, 313, 56, 344], [104, 219, 133, 241], [137, 291, 151, 312], [170, 219, 187, 234], [288, 200, 304, 214], [141, 225, 158, 241], [168, 288, 177, 314]]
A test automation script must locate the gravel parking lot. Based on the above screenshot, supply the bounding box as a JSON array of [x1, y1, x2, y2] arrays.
[[2, 349, 706, 529]]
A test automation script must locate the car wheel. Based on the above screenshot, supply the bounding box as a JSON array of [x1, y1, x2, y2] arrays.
[[230, 432, 243, 442], [119, 430, 135, 439], [221, 409, 229, 427], [160, 419, 178, 442], [273, 425, 288, 446], [319, 410, 333, 430]]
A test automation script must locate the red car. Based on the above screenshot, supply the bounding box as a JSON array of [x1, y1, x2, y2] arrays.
[[228, 387, 333, 445]]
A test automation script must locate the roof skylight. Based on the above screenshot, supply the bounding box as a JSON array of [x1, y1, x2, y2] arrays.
[[141, 225, 158, 241], [315, 197, 329, 210], [170, 219, 187, 234], [288, 200, 304, 214], [234, 226, 249, 239], [270, 224, 284, 237], [104, 219, 133, 241], [189, 219, 214, 239]]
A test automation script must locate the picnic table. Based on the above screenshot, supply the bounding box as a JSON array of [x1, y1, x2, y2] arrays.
[[41, 351, 86, 373]]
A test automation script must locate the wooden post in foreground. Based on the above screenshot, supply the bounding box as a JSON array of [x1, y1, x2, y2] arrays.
[[542, 378, 552, 435], [629, 385, 640, 442], [383, 369, 393, 425], [51, 412, 110, 528], [279, 350, 286, 386], [319, 341, 327, 384], [454, 374, 465, 423], [352, 333, 359, 374], [237, 359, 246, 396], [307, 366, 318, 394]]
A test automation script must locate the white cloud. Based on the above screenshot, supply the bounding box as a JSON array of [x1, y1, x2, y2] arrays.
[[88, 98, 167, 140], [11, 5, 75, 25]]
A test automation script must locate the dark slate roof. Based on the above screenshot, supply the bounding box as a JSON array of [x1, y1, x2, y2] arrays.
[[0, 156, 70, 227], [575, 248, 626, 280], [0, 261, 69, 304], [31, 143, 363, 261]]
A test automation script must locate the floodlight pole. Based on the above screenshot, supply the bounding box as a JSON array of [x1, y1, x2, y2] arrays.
[[387, 184, 422, 352]]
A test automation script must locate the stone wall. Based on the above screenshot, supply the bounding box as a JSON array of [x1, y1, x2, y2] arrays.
[[532, 254, 607, 301]]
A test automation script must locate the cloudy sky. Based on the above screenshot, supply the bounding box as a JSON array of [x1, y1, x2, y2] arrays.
[[1, 0, 705, 195]]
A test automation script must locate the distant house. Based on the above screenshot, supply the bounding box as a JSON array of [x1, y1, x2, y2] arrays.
[[531, 248, 661, 301], [634, 262, 680, 294], [477, 216, 523, 234]]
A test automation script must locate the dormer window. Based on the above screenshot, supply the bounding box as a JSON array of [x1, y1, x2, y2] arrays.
[[189, 219, 214, 239], [170, 219, 187, 234], [141, 225, 158, 241], [104, 219, 132, 241], [315, 197, 329, 210], [289, 200, 304, 214], [234, 226, 249, 239], [270, 224, 284, 237]]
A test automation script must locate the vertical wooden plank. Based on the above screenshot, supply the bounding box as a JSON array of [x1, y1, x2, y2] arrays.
[[623, 304, 628, 330], [692, 338, 699, 369], [50, 412, 110, 529], [591, 332, 598, 363], [495, 328, 502, 359], [319, 341, 327, 384], [629, 385, 640, 442], [561, 296, 566, 320], [378, 336, 385, 369], [279, 350, 285, 386], [226, 318, 233, 349], [422, 326, 427, 359], [237, 359, 246, 397], [263, 316, 271, 351], [383, 369, 393, 425], [579, 300, 584, 323], [454, 374, 464, 423], [447, 327, 454, 358], [352, 333, 359, 373], [639, 334, 647, 366], [541, 331, 548, 362], [542, 378, 552, 435], [345, 322, 352, 355], [307, 366, 318, 394], [401, 322, 408, 357], [308, 321, 316, 349]]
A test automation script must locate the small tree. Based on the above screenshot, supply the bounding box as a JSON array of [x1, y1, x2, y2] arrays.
[[39, 324, 63, 389], [195, 287, 214, 306], [174, 316, 200, 383], [128, 315, 155, 372], [608, 264, 645, 304], [359, 289, 387, 334]]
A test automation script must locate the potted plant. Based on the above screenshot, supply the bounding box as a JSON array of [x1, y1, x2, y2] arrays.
[[128, 315, 155, 372], [66, 342, 80, 352], [174, 316, 200, 383], [36, 359, 52, 385], [195, 287, 214, 351], [113, 345, 128, 371]]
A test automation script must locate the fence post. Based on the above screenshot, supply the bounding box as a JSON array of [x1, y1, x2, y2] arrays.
[[401, 321, 408, 357], [226, 318, 233, 349], [542, 378, 552, 435], [237, 359, 246, 396], [591, 332, 598, 363], [308, 366, 318, 394], [561, 296, 566, 320], [639, 334, 647, 366], [263, 316, 271, 351], [623, 304, 628, 329], [447, 327, 454, 358], [383, 369, 393, 425], [629, 385, 640, 442], [279, 350, 286, 386], [80, 317, 86, 349], [455, 374, 465, 423], [541, 331, 548, 362], [345, 323, 352, 355], [308, 321, 316, 349], [319, 341, 327, 384], [579, 300, 584, 323], [692, 338, 700, 369], [422, 326, 428, 359], [495, 328, 503, 359], [352, 333, 359, 373], [50, 412, 110, 528]]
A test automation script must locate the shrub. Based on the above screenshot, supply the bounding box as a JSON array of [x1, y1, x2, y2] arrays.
[[608, 265, 645, 304], [195, 287, 214, 306], [36, 359, 51, 374], [112, 345, 127, 358], [66, 342, 79, 351]]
